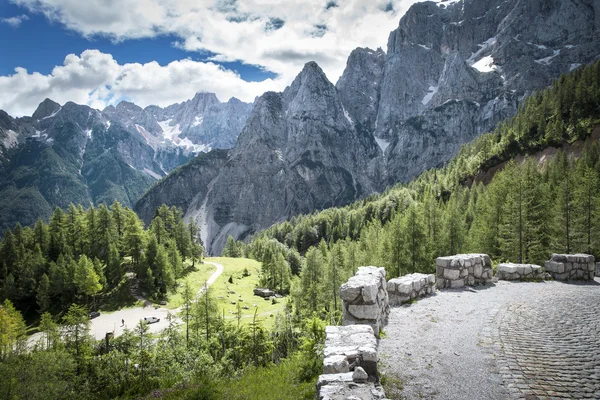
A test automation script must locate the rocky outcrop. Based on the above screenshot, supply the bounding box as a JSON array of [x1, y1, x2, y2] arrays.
[[145, 92, 253, 150], [336, 48, 385, 138], [146, 62, 383, 254], [544, 254, 596, 281], [340, 266, 389, 337], [387, 273, 435, 306], [497, 263, 544, 281], [336, 0, 600, 183], [436, 254, 493, 288], [135, 149, 229, 223]]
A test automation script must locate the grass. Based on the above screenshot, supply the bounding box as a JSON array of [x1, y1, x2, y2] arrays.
[[166, 261, 217, 309], [380, 371, 406, 400], [154, 357, 316, 400], [205, 257, 287, 328]]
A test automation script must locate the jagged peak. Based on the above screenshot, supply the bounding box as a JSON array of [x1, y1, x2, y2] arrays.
[[192, 91, 219, 102], [32, 98, 61, 120], [284, 61, 332, 99], [115, 100, 142, 112]]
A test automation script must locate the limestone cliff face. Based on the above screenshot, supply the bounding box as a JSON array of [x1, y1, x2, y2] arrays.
[[139, 0, 600, 253], [336, 47, 385, 137], [145, 93, 253, 151], [336, 0, 600, 179], [138, 62, 383, 254]]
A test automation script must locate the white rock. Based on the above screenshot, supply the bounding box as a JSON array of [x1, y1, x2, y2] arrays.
[[352, 367, 368, 383]]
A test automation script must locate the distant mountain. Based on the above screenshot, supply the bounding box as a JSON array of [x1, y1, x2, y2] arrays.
[[0, 93, 252, 233], [145, 92, 253, 151], [138, 0, 600, 255], [137, 62, 384, 254], [341, 0, 600, 182]]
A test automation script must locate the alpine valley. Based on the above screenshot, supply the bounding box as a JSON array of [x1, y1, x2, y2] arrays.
[[0, 93, 252, 233], [2, 0, 599, 253], [137, 0, 600, 254]]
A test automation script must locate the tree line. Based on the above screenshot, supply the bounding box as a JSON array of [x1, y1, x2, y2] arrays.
[[0, 286, 323, 399], [0, 202, 204, 317], [230, 60, 600, 321]]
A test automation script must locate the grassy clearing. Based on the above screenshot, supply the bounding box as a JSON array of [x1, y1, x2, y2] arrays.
[[166, 261, 216, 309], [154, 357, 316, 400], [205, 257, 287, 328]]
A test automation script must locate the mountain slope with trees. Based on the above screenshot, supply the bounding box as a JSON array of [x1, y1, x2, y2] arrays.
[[236, 59, 600, 320]]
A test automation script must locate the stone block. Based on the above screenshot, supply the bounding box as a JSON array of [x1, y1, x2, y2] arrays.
[[474, 264, 483, 277], [436, 257, 452, 268], [348, 304, 380, 320], [467, 276, 475, 285], [386, 280, 396, 293], [460, 268, 468, 278], [412, 279, 421, 292], [450, 279, 464, 288], [323, 355, 349, 374], [444, 268, 460, 280], [362, 284, 378, 304]]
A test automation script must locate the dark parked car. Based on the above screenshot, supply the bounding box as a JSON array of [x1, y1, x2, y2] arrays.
[[89, 311, 100, 319]]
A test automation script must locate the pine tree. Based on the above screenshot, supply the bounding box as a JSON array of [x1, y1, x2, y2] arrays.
[[36, 273, 51, 314], [123, 212, 145, 266]]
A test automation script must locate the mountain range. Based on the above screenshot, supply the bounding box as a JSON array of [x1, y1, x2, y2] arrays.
[[0, 94, 252, 233], [138, 0, 600, 254], [2, 0, 599, 254]]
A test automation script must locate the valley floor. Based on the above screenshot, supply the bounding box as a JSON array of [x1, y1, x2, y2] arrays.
[[379, 277, 600, 400]]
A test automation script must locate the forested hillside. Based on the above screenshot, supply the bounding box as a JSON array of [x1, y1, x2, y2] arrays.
[[0, 202, 203, 317], [234, 60, 600, 319]]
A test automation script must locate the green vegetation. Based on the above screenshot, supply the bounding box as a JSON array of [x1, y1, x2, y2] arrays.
[[237, 59, 600, 321], [165, 261, 215, 309], [206, 257, 287, 328], [0, 202, 204, 319]]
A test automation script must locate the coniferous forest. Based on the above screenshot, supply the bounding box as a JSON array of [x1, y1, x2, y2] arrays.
[[239, 60, 600, 320], [0, 60, 599, 399]]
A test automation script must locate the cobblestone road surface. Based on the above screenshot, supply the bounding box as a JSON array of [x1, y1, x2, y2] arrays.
[[379, 278, 600, 400]]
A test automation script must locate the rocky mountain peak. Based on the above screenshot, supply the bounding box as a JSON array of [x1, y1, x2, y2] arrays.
[[32, 98, 61, 120], [336, 47, 385, 134], [282, 61, 345, 123]]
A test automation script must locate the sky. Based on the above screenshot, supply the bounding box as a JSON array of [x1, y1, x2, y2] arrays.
[[0, 0, 421, 117]]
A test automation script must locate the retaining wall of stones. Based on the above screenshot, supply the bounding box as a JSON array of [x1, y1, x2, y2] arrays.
[[387, 273, 436, 306], [435, 254, 493, 288], [340, 266, 389, 338], [318, 325, 386, 400], [544, 254, 596, 281], [595, 262, 600, 277], [497, 263, 544, 281]]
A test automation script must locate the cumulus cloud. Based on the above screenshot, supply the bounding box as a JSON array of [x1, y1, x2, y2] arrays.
[[4, 0, 421, 115], [1, 14, 29, 28], [0, 49, 282, 116]]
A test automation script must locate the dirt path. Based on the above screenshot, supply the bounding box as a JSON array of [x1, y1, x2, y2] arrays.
[[29, 261, 226, 344]]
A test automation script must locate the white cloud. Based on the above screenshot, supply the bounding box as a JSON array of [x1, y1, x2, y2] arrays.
[[1, 14, 29, 28], [0, 49, 281, 116], [4, 0, 422, 116]]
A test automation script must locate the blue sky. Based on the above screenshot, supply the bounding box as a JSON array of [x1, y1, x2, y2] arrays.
[[0, 0, 411, 116], [0, 1, 274, 81]]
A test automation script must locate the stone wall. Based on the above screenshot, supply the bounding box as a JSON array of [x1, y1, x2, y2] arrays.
[[387, 273, 435, 306], [544, 254, 596, 281], [435, 254, 493, 289], [318, 325, 387, 400], [340, 266, 389, 337], [497, 263, 544, 281], [596, 262, 600, 277]]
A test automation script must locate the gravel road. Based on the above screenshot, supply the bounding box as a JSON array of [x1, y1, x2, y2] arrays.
[[379, 277, 600, 400], [29, 261, 224, 344]]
